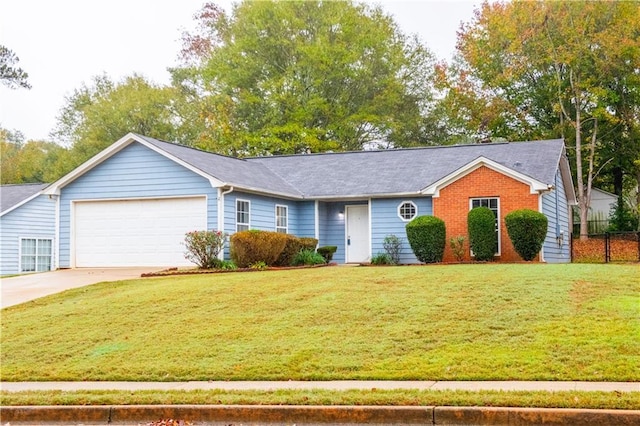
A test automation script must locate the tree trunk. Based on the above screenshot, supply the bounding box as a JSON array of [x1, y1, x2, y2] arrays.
[[612, 166, 624, 197]]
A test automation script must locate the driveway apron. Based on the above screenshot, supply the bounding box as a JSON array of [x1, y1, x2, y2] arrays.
[[1, 268, 152, 308]]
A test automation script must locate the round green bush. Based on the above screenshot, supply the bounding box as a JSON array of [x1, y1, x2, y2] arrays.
[[405, 215, 446, 263], [505, 209, 548, 261], [468, 207, 497, 261]]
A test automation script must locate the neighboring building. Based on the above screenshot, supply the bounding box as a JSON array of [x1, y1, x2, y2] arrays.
[[0, 183, 56, 275], [0, 133, 576, 273], [572, 188, 618, 235]]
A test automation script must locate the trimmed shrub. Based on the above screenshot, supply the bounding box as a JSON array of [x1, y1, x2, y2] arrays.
[[405, 215, 446, 263], [183, 230, 227, 269], [317, 246, 337, 263], [292, 249, 326, 266], [230, 230, 288, 268], [382, 234, 402, 264], [505, 209, 548, 261], [299, 237, 319, 251], [371, 252, 392, 265], [449, 236, 466, 262], [275, 234, 304, 266], [468, 207, 497, 261]]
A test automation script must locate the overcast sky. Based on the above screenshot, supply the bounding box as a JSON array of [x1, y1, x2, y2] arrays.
[[0, 0, 479, 142]]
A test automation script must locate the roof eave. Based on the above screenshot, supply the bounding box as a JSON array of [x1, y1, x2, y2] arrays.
[[421, 156, 550, 198], [0, 191, 46, 217]]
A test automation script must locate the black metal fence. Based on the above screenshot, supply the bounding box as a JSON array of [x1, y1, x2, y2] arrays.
[[571, 231, 640, 263]]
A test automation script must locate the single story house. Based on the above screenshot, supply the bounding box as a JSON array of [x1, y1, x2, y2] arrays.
[[0, 133, 576, 274]]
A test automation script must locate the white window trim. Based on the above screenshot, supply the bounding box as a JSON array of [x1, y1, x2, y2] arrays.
[[19, 236, 54, 273], [397, 201, 418, 222], [275, 204, 288, 234], [236, 199, 250, 232], [469, 197, 501, 256]]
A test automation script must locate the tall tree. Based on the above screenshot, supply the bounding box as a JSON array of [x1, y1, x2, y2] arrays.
[[454, 0, 640, 239], [0, 45, 31, 89], [51, 74, 179, 176], [172, 0, 437, 155], [0, 128, 66, 184]]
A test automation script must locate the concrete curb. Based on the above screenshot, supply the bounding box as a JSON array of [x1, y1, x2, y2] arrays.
[[2, 405, 639, 425]]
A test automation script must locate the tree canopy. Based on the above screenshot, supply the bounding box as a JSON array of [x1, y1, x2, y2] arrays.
[[49, 74, 179, 178], [0, 45, 31, 90], [171, 0, 437, 155], [449, 0, 640, 238]]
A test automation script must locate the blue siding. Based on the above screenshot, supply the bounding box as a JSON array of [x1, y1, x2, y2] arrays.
[[58, 143, 218, 267], [541, 170, 571, 263], [223, 191, 301, 258], [296, 201, 316, 238], [371, 197, 433, 264], [0, 195, 56, 275], [317, 200, 367, 263]]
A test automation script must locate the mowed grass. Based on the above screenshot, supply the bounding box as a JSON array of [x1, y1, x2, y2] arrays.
[[1, 264, 638, 382], [2, 389, 639, 410]]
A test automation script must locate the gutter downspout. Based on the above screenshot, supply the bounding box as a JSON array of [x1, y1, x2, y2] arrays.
[[217, 186, 234, 260]]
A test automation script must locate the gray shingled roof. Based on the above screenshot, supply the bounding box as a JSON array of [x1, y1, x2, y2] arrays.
[[136, 135, 565, 199], [0, 183, 48, 214], [139, 135, 303, 198], [248, 139, 565, 198]]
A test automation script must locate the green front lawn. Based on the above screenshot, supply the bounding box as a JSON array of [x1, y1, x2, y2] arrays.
[[3, 389, 639, 410], [1, 264, 638, 382]]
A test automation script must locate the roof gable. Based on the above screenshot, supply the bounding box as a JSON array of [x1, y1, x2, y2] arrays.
[[0, 183, 49, 216], [421, 156, 550, 197], [44, 133, 225, 195]]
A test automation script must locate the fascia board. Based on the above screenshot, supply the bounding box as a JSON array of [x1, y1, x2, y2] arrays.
[[308, 191, 424, 202], [44, 133, 226, 195], [421, 156, 549, 197], [559, 154, 577, 205], [226, 184, 303, 200]]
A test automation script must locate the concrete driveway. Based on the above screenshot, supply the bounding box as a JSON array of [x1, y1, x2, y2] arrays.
[[1, 268, 153, 309]]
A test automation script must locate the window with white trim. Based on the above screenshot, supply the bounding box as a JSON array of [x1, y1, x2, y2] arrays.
[[470, 197, 500, 255], [397, 201, 418, 221], [275, 205, 288, 233], [20, 238, 53, 272], [236, 199, 250, 232]]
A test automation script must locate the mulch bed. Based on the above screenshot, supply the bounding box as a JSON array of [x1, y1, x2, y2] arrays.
[[141, 263, 336, 277]]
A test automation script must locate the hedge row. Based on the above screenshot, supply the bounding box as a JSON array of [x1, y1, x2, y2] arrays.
[[405, 208, 548, 263], [230, 230, 318, 268]]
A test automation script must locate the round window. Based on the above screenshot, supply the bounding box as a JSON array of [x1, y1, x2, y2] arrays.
[[398, 201, 417, 221]]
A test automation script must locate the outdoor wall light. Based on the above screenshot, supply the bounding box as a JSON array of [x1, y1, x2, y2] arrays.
[[338, 211, 344, 219]]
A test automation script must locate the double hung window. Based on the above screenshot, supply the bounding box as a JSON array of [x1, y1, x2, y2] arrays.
[[236, 200, 250, 232], [275, 205, 288, 233]]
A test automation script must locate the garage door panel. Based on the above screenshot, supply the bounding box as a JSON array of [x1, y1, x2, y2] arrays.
[[74, 197, 206, 267]]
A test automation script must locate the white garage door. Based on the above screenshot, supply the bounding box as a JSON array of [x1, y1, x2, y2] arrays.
[[74, 197, 207, 267]]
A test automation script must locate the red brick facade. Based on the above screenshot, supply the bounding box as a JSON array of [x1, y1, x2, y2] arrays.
[[433, 166, 540, 262]]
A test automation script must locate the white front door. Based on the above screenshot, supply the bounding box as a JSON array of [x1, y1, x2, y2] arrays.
[[345, 204, 370, 263]]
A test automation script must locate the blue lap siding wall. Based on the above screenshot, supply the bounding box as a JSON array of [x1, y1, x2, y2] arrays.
[[370, 197, 433, 264], [0, 195, 56, 275], [541, 169, 571, 263], [58, 143, 218, 268]]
